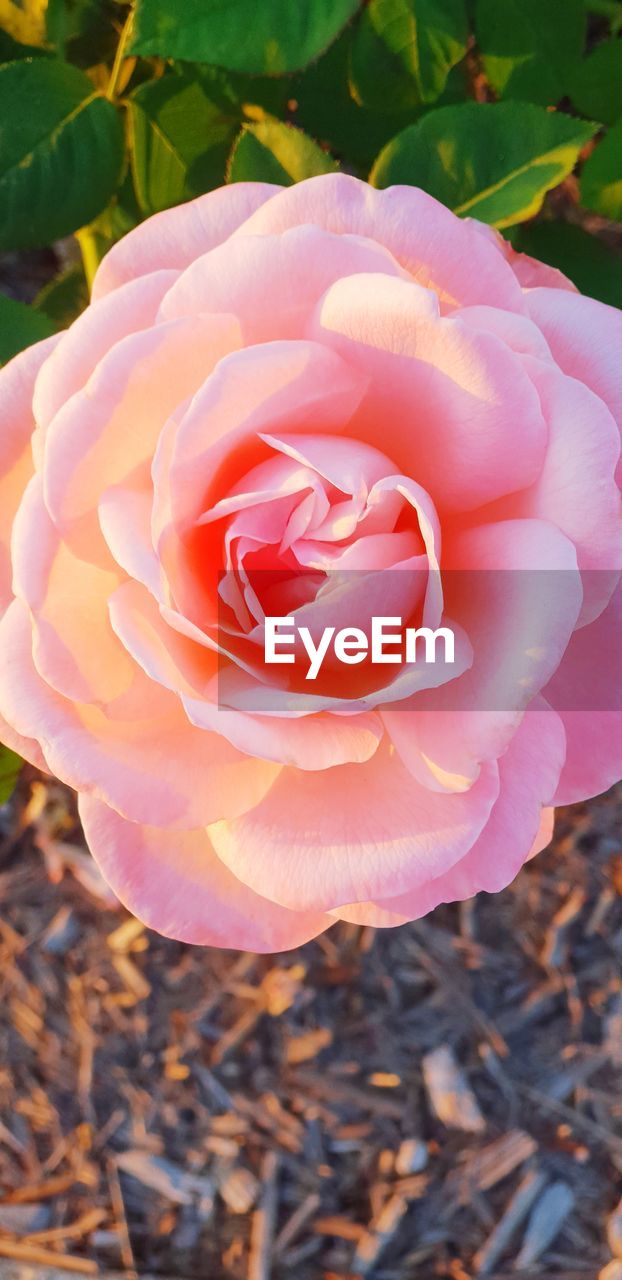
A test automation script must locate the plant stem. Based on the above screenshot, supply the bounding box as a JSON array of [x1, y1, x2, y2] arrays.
[[107, 7, 135, 102], [75, 227, 103, 294]]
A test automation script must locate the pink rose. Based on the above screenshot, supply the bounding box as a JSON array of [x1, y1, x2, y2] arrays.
[[1, 174, 621, 950]]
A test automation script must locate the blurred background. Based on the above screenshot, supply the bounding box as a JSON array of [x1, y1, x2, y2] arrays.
[[1, 0, 622, 1276]]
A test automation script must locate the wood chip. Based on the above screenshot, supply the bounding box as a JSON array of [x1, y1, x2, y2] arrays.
[[285, 1027, 332, 1064], [0, 1205, 50, 1234], [541, 887, 586, 967], [473, 1168, 547, 1275], [395, 1138, 428, 1176], [600, 1263, 622, 1280], [274, 1192, 321, 1256], [314, 1216, 366, 1242], [218, 1164, 258, 1215], [107, 917, 146, 953], [515, 1180, 575, 1268], [604, 996, 622, 1067], [352, 1194, 409, 1277], [608, 1197, 622, 1259], [25, 1207, 106, 1245], [248, 1150, 279, 1280], [260, 965, 305, 1016], [447, 1130, 537, 1203], [422, 1045, 486, 1134], [116, 1151, 214, 1216], [0, 1239, 97, 1274]]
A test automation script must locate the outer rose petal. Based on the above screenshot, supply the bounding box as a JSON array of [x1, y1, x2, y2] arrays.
[[0, 334, 60, 611], [505, 357, 622, 626], [92, 183, 280, 299], [236, 174, 525, 312], [209, 740, 500, 913], [44, 313, 242, 565], [159, 224, 411, 342], [545, 578, 622, 804], [333, 703, 565, 926], [469, 220, 577, 293], [0, 600, 279, 829], [526, 288, 622, 437], [79, 796, 330, 952], [0, 712, 48, 773], [507, 251, 576, 292], [12, 476, 134, 705], [33, 270, 180, 441]]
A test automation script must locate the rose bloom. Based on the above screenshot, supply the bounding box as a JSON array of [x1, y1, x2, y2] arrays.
[[1, 175, 621, 950]]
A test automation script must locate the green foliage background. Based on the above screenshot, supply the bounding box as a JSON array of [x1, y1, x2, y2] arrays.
[[1, 0, 621, 334], [0, 0, 621, 799]]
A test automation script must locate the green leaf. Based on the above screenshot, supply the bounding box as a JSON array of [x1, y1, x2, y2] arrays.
[[191, 63, 291, 119], [475, 0, 586, 106], [513, 220, 622, 308], [292, 31, 420, 173], [0, 0, 47, 46], [0, 28, 48, 59], [35, 265, 88, 329], [570, 39, 622, 125], [0, 745, 21, 805], [0, 292, 54, 365], [370, 102, 597, 227], [91, 168, 141, 250], [0, 59, 125, 251], [584, 0, 622, 35], [128, 72, 239, 215], [131, 0, 362, 73], [580, 120, 622, 219], [228, 117, 338, 185], [61, 0, 119, 68], [350, 0, 468, 111]]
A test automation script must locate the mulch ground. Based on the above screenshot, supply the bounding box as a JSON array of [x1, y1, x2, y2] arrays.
[[0, 771, 620, 1280]]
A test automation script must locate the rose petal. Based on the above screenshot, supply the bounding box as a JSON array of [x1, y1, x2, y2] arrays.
[[44, 313, 242, 565], [383, 518, 582, 790], [0, 599, 279, 829], [333, 702, 565, 925], [526, 288, 622, 436], [12, 475, 133, 704], [312, 272, 547, 510], [93, 182, 280, 299], [512, 357, 622, 625], [0, 711, 48, 772], [154, 341, 367, 625], [236, 174, 525, 311], [108, 578, 384, 770], [209, 739, 499, 912], [0, 334, 60, 610], [33, 271, 179, 443], [159, 224, 411, 340], [79, 795, 330, 951], [546, 577, 622, 803]]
